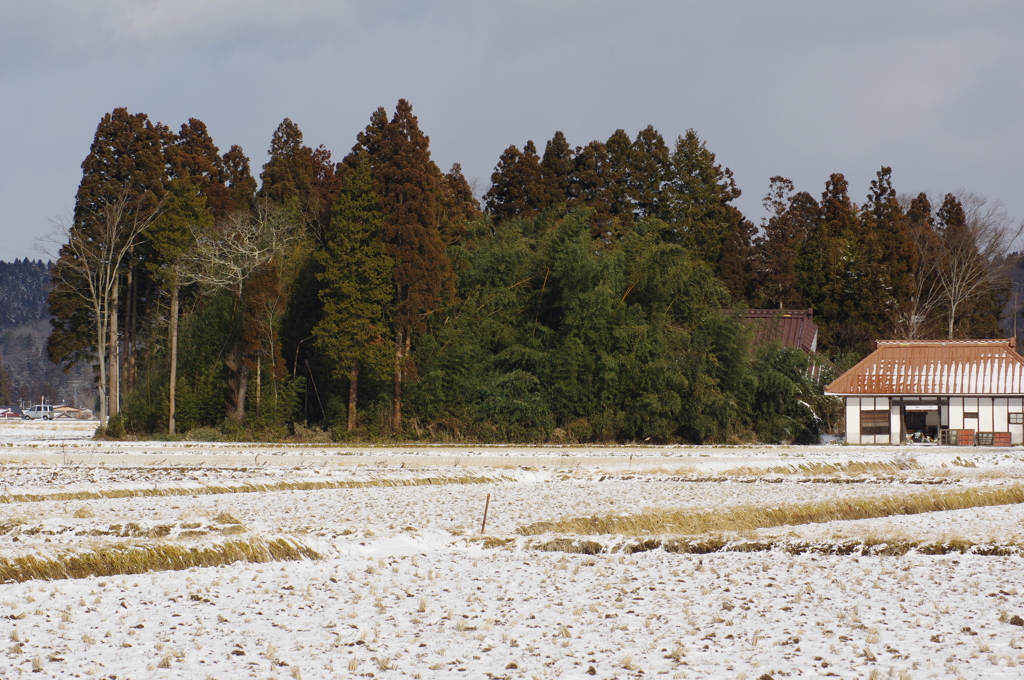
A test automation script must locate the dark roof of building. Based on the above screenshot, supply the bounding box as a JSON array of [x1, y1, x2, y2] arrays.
[[824, 339, 1024, 396], [727, 309, 819, 354]]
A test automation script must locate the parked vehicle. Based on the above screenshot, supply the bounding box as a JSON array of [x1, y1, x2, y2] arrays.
[[23, 404, 54, 420]]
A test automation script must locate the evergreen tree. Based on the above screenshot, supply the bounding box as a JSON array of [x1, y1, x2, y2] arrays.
[[259, 118, 341, 241], [346, 107, 389, 165], [897, 193, 942, 338], [372, 99, 453, 430], [858, 166, 916, 339], [603, 129, 634, 219], [436, 162, 480, 246], [222, 144, 258, 213], [753, 177, 805, 309], [167, 118, 232, 220], [715, 206, 756, 302], [484, 141, 545, 220], [794, 174, 861, 351], [627, 125, 670, 220], [314, 161, 395, 431], [147, 178, 213, 433], [660, 130, 742, 270], [568, 140, 610, 209], [539, 131, 574, 207], [259, 118, 310, 205]]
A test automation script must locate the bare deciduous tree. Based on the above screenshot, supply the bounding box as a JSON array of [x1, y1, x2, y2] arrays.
[[179, 200, 296, 420], [936, 192, 1023, 339], [47, 192, 163, 427]]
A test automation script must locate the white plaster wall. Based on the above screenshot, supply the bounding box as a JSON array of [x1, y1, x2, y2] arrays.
[[949, 397, 963, 430], [890, 402, 901, 443], [845, 398, 860, 442], [979, 397, 994, 432], [994, 398, 1008, 433]]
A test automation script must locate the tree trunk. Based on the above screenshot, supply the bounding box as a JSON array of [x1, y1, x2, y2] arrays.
[[348, 360, 359, 431], [168, 281, 179, 435], [124, 265, 136, 391], [226, 344, 249, 421], [96, 310, 108, 428], [948, 301, 957, 339], [109, 277, 120, 418], [392, 328, 403, 432], [256, 357, 262, 418]]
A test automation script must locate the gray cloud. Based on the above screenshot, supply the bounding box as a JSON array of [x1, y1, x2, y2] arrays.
[[3, 1, 1023, 261]]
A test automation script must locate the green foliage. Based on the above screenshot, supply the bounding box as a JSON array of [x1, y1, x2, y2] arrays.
[[746, 344, 821, 444], [314, 161, 394, 387], [407, 210, 749, 443], [56, 107, 1013, 446]]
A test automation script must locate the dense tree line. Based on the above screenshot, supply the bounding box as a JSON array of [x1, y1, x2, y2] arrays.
[[0, 259, 52, 326], [46, 103, 1018, 443]]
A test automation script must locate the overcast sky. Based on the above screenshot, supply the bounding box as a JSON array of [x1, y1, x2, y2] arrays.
[[3, 1, 1023, 261]]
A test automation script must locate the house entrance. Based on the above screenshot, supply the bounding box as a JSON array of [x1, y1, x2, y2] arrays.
[[903, 407, 939, 443]]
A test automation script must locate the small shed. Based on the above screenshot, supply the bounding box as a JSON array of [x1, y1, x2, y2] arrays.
[[824, 339, 1024, 445]]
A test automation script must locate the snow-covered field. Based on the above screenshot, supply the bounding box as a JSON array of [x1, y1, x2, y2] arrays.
[[3, 421, 1024, 678]]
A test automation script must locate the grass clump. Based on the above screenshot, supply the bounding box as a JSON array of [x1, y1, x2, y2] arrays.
[[0, 474, 501, 506], [518, 484, 1024, 536], [0, 537, 320, 583]]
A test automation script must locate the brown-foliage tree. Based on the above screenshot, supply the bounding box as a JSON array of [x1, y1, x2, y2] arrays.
[[753, 177, 805, 309], [259, 118, 341, 242], [484, 141, 545, 221], [371, 99, 454, 430]]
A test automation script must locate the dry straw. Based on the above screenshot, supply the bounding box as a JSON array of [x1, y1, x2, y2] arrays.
[[518, 484, 1024, 536], [0, 537, 319, 584], [0, 475, 499, 506]]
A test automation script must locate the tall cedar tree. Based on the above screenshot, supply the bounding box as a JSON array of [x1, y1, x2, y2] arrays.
[[569, 140, 621, 239], [167, 119, 233, 220], [860, 166, 917, 338], [49, 108, 168, 425], [485, 141, 545, 221], [898, 192, 943, 338], [794, 174, 861, 351], [436, 162, 480, 246], [314, 161, 395, 430], [371, 100, 454, 430], [222, 145, 258, 212], [539, 131, 575, 208], [753, 177, 806, 309], [603, 129, 633, 220], [259, 118, 341, 242], [628, 126, 671, 220], [663, 129, 741, 265], [257, 119, 338, 419], [715, 206, 756, 302]]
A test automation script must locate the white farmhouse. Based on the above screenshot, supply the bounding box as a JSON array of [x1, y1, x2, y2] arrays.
[[824, 339, 1024, 445]]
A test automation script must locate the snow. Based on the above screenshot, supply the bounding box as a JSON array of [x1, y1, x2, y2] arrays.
[[2, 421, 1024, 678]]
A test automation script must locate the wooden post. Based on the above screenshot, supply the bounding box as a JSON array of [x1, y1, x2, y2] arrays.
[[480, 493, 491, 534]]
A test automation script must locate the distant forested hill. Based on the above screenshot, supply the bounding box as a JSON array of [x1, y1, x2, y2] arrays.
[[0, 259, 93, 408], [0, 259, 52, 326]]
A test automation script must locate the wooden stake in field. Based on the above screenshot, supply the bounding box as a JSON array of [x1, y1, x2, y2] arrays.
[[480, 493, 491, 534]]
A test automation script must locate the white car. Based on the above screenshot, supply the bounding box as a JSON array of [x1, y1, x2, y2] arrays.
[[23, 404, 54, 420]]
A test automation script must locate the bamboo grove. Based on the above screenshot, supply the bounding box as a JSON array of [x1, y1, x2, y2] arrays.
[[47, 101, 1019, 444]]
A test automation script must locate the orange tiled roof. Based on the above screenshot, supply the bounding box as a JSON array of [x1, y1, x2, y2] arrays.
[[824, 339, 1024, 396]]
